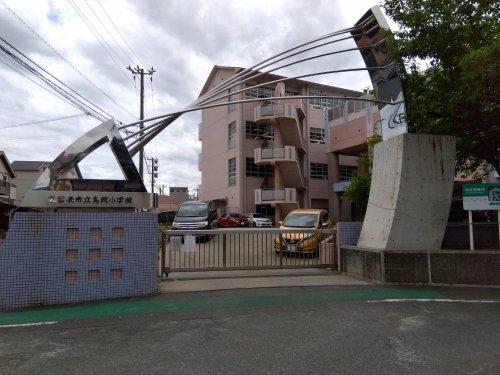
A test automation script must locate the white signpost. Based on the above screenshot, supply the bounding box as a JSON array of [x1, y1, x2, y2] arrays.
[[462, 183, 500, 250]]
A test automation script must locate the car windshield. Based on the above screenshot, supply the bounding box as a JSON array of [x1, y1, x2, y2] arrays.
[[229, 213, 241, 218], [176, 204, 208, 217], [282, 213, 318, 228]]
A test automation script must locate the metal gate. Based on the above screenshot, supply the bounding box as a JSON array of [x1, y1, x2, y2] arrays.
[[158, 228, 337, 275]]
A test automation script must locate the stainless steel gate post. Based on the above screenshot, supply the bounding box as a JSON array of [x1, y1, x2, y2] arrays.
[[222, 233, 227, 267]]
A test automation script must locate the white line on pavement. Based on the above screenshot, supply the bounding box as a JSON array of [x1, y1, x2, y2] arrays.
[[368, 299, 499, 304], [0, 321, 58, 328]]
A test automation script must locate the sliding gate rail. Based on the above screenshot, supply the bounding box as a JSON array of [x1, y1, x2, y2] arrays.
[[158, 228, 337, 275]]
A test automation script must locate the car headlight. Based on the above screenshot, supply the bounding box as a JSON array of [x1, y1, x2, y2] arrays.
[[196, 221, 209, 228], [172, 222, 180, 229]]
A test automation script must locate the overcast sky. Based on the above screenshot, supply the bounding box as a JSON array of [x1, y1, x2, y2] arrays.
[[0, 0, 389, 195]]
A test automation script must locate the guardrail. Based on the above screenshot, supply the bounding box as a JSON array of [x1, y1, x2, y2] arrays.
[[158, 227, 337, 276]]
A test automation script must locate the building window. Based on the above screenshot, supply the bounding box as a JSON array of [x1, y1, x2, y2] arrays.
[[339, 165, 358, 181], [245, 84, 273, 99], [228, 158, 236, 186], [309, 127, 325, 144], [245, 84, 298, 99], [246, 158, 274, 177], [309, 93, 334, 110], [310, 163, 328, 179], [245, 121, 274, 141], [309, 93, 348, 110], [228, 88, 236, 113], [228, 121, 236, 149]]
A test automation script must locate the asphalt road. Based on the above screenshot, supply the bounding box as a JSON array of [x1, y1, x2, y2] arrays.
[[1, 285, 499, 375]]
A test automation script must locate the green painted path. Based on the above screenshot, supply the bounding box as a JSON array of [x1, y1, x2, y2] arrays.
[[0, 288, 444, 326]]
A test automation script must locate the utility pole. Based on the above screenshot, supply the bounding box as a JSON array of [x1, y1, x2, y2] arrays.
[[147, 157, 158, 209], [127, 65, 156, 179]]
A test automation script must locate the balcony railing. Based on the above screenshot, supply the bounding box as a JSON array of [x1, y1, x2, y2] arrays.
[[254, 102, 305, 151], [261, 103, 284, 116], [262, 188, 285, 201], [255, 188, 297, 204], [0, 180, 10, 196], [254, 147, 305, 188], [261, 147, 285, 159], [255, 102, 300, 121], [254, 146, 298, 164]]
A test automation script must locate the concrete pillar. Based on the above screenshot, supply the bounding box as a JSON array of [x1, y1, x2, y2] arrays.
[[358, 133, 456, 250]]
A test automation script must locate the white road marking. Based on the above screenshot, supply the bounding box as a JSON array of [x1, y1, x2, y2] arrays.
[[0, 321, 58, 328], [368, 299, 499, 303]]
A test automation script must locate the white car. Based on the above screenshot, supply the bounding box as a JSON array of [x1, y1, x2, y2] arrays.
[[244, 213, 272, 227]]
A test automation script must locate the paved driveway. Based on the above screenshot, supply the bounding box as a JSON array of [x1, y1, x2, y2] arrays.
[[1, 285, 499, 374]]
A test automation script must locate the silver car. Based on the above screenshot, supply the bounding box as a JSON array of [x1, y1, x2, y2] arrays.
[[244, 213, 272, 227]]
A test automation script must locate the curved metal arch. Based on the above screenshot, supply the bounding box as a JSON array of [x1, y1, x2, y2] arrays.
[[21, 120, 146, 208]]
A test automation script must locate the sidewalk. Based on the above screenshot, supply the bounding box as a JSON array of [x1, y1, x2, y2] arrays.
[[159, 268, 372, 293]]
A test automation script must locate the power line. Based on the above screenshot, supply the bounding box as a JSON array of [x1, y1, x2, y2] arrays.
[[84, 0, 131, 65], [0, 54, 82, 112], [0, 37, 112, 121], [96, 0, 143, 67], [0, 114, 87, 129], [87, 0, 138, 67], [0, 131, 85, 140], [68, 0, 133, 86], [93, 0, 154, 117], [1, 0, 137, 120]]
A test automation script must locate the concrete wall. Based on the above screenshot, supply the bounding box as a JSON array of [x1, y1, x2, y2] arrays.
[[0, 212, 158, 311], [341, 246, 500, 286], [429, 251, 500, 285], [341, 246, 383, 281], [339, 222, 500, 285], [358, 134, 456, 250], [329, 109, 378, 153]]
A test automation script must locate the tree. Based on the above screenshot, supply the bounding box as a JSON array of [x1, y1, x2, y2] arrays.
[[381, 0, 500, 177], [344, 134, 382, 221]]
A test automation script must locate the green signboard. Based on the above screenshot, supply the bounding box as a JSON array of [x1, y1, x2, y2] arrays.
[[462, 183, 500, 210]]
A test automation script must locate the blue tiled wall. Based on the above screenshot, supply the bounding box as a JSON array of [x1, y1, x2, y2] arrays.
[[0, 212, 157, 310], [337, 222, 363, 247]]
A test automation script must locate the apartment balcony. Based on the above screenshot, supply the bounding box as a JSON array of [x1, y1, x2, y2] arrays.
[[254, 102, 305, 151], [254, 188, 299, 206], [254, 146, 306, 189], [0, 180, 10, 197]]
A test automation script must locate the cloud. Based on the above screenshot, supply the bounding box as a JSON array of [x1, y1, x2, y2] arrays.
[[0, 0, 386, 195]]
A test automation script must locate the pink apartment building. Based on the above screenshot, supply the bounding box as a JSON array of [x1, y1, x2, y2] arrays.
[[198, 66, 379, 224]]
